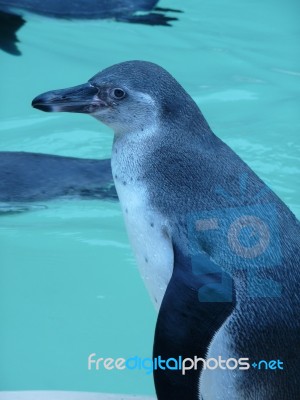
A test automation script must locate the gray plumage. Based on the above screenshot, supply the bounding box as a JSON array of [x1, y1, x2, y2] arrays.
[[32, 61, 300, 400]]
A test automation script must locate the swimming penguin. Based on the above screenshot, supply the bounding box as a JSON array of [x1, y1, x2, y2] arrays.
[[0, 151, 117, 202], [32, 61, 300, 399], [0, 0, 180, 55]]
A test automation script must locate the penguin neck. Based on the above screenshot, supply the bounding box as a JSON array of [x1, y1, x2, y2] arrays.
[[111, 122, 160, 183], [112, 115, 159, 141]]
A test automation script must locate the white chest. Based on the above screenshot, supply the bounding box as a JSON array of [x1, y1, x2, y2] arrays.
[[200, 326, 242, 400], [112, 171, 173, 310]]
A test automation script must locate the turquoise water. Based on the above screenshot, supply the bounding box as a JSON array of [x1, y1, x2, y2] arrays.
[[0, 0, 299, 396]]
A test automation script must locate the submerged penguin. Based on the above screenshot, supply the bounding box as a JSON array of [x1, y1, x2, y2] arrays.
[[32, 61, 300, 399], [0, 0, 180, 55], [0, 151, 117, 203]]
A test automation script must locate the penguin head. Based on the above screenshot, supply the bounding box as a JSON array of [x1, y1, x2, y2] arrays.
[[86, 61, 162, 134], [32, 60, 205, 135]]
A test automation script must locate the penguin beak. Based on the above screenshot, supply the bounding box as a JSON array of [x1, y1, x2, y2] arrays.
[[32, 83, 107, 114]]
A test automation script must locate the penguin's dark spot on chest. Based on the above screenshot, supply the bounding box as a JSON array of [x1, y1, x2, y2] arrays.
[[150, 222, 154, 227], [115, 149, 118, 154], [114, 174, 118, 179], [123, 181, 127, 186], [125, 208, 128, 214], [145, 257, 148, 263]]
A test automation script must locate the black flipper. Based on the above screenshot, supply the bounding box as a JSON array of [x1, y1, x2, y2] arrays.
[[116, 12, 177, 27], [0, 11, 25, 55], [153, 241, 235, 399]]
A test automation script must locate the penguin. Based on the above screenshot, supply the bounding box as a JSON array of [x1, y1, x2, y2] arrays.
[[0, 151, 117, 202], [31, 61, 300, 399], [0, 0, 180, 55]]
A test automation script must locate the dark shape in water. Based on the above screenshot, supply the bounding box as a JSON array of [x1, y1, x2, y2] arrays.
[[0, 0, 181, 55], [0, 151, 117, 202], [0, 11, 25, 55]]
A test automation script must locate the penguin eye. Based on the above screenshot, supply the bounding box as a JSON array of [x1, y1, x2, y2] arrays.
[[111, 88, 126, 100]]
